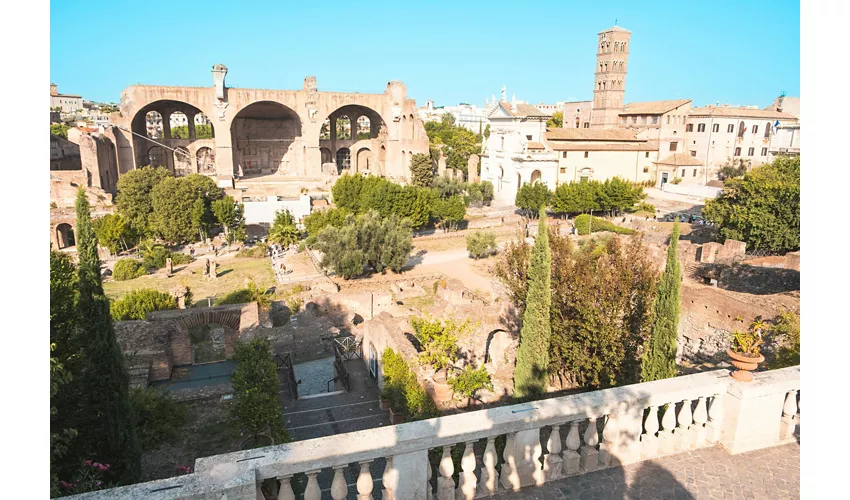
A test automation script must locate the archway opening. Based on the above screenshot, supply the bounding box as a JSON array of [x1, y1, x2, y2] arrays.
[[131, 100, 214, 170], [516, 173, 522, 189], [336, 148, 351, 174], [320, 147, 333, 165], [189, 322, 235, 364], [145, 111, 163, 139], [356, 148, 372, 172], [147, 146, 167, 168], [320, 119, 331, 140], [230, 101, 302, 177], [336, 115, 352, 140], [194, 113, 214, 139], [169, 111, 189, 139], [196, 147, 215, 174], [357, 116, 371, 140], [173, 147, 193, 176], [56, 223, 75, 249], [531, 170, 542, 183]]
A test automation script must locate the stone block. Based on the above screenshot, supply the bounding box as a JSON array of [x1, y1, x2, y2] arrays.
[[717, 239, 746, 262], [640, 434, 659, 459], [579, 446, 598, 473], [786, 251, 800, 271], [700, 242, 722, 263], [562, 450, 581, 476], [658, 431, 676, 455]]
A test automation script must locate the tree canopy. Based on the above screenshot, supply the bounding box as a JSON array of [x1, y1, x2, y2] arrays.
[[515, 181, 552, 217], [424, 116, 483, 174], [551, 177, 644, 216], [702, 156, 800, 252], [546, 111, 563, 129], [641, 221, 681, 382], [409, 152, 434, 187]]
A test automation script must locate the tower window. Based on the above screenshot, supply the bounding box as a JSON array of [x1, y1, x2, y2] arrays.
[[645, 152, 650, 158], [669, 142, 678, 152], [583, 122, 589, 128], [562, 152, 567, 158], [681, 169, 686, 177], [643, 166, 649, 173], [697, 123, 706, 132], [526, 135, 532, 140], [690, 150, 697, 156], [584, 151, 589, 158]]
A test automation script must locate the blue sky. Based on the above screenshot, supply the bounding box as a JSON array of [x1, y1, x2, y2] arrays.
[[50, 0, 800, 108]]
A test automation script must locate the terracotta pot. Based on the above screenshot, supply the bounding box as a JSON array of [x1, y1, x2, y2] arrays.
[[727, 348, 765, 382], [430, 371, 454, 403], [389, 408, 406, 425], [379, 398, 389, 411]]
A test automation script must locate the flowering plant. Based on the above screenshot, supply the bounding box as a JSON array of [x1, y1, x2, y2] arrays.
[[57, 460, 111, 495]]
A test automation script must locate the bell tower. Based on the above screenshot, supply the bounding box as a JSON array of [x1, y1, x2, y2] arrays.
[[590, 25, 631, 128]]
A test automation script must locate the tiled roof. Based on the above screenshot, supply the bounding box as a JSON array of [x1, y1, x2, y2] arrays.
[[549, 142, 658, 152], [688, 106, 797, 120], [492, 101, 548, 118], [527, 141, 545, 150], [601, 25, 631, 33], [619, 99, 691, 115], [545, 128, 641, 141], [654, 153, 703, 166]]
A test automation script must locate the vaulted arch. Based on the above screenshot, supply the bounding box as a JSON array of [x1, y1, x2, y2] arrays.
[[230, 101, 302, 177]]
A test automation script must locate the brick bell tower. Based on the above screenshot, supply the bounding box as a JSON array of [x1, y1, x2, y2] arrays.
[[590, 25, 631, 128]]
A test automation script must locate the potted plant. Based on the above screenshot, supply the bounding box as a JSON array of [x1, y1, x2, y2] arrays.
[[412, 317, 465, 403], [727, 319, 767, 382], [448, 365, 493, 411], [379, 389, 391, 411]]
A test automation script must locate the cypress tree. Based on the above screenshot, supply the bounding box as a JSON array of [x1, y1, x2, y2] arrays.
[[642, 220, 681, 381], [74, 188, 141, 482], [513, 213, 552, 397]]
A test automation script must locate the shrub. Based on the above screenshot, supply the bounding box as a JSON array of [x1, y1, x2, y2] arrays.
[[627, 202, 656, 214], [216, 280, 269, 308], [237, 242, 269, 258], [231, 338, 289, 443], [129, 388, 188, 451], [466, 230, 497, 259], [670, 177, 682, 185], [113, 258, 147, 281], [141, 243, 189, 270], [767, 311, 800, 369], [381, 348, 439, 421], [448, 365, 493, 402], [111, 289, 176, 321], [480, 181, 494, 206], [574, 214, 635, 236]]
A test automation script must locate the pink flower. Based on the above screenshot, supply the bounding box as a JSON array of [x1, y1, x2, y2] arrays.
[[96, 481, 104, 487], [84, 460, 92, 466]]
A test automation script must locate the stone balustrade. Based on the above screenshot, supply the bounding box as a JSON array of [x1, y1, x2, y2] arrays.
[[63, 366, 799, 500]]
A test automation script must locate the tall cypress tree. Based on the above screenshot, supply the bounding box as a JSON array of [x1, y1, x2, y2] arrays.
[[642, 220, 681, 381], [74, 188, 141, 482], [514, 213, 552, 397]]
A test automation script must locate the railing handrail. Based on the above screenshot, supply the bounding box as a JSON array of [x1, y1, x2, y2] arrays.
[[194, 368, 733, 480]]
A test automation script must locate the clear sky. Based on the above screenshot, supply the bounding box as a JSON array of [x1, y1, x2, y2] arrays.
[[50, 0, 800, 108]]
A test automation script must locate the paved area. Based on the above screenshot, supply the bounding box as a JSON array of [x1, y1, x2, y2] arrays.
[[492, 443, 800, 500]]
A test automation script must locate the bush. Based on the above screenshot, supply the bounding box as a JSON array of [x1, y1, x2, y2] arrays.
[[231, 338, 289, 443], [141, 243, 190, 270], [448, 365, 493, 401], [480, 181, 494, 206], [670, 177, 682, 185], [111, 289, 176, 321], [574, 214, 635, 235], [515, 181, 551, 217], [215, 280, 269, 308], [627, 202, 656, 214], [237, 242, 269, 258], [113, 258, 147, 281], [466, 230, 497, 259], [767, 311, 800, 369], [380, 348, 439, 421], [129, 388, 188, 451]]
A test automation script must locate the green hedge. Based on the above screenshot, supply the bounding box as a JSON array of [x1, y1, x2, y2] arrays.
[[574, 214, 636, 236], [111, 289, 177, 321], [380, 348, 439, 421], [142, 245, 190, 270], [113, 258, 147, 281]]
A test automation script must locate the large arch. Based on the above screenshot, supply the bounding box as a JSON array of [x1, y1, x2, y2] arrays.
[[320, 104, 388, 175], [230, 101, 303, 177], [320, 147, 333, 165], [131, 100, 217, 172], [196, 147, 216, 174], [56, 223, 75, 249], [356, 148, 372, 173]]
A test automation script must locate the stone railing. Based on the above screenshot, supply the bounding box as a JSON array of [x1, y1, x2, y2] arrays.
[[63, 366, 799, 500]]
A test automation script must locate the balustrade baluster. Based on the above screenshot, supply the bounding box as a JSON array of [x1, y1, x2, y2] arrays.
[[562, 421, 581, 476], [641, 405, 660, 458], [543, 425, 563, 481], [356, 461, 374, 500], [457, 441, 478, 499], [781, 390, 799, 440], [427, 456, 435, 500], [692, 396, 708, 448], [675, 399, 693, 450], [706, 394, 724, 444], [499, 432, 519, 490], [599, 413, 619, 468], [331, 466, 348, 500], [276, 475, 295, 500], [579, 417, 599, 473], [478, 436, 498, 497], [659, 403, 677, 455], [437, 445, 456, 500], [304, 470, 322, 500]]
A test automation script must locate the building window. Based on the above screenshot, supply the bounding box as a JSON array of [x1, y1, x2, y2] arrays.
[[693, 169, 697, 177], [734, 147, 741, 156], [727, 124, 735, 133], [643, 166, 649, 173], [712, 123, 720, 133], [645, 152, 650, 158], [584, 151, 589, 158], [669, 142, 678, 152], [686, 124, 693, 132], [697, 123, 706, 132], [752, 125, 758, 135], [690, 150, 697, 157], [764, 122, 771, 138], [562, 152, 567, 158], [667, 115, 671, 124], [652, 116, 659, 125], [681, 169, 686, 177], [761, 147, 767, 156], [748, 147, 755, 156], [560, 168, 566, 173], [583, 122, 589, 128], [631, 116, 637, 124], [500, 137, 504, 150], [620, 116, 627, 125], [526, 135, 532, 140]]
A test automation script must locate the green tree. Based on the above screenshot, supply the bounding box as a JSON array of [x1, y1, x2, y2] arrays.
[[302, 207, 350, 237], [231, 338, 288, 444], [410, 152, 434, 187], [115, 166, 171, 235], [514, 216, 552, 397], [150, 177, 200, 243], [73, 188, 141, 482], [483, 124, 490, 139], [767, 311, 800, 369], [641, 221, 681, 382], [110, 289, 177, 321], [466, 230, 497, 259], [332, 173, 364, 212], [552, 180, 600, 215], [480, 181, 494, 206], [92, 213, 135, 254], [314, 211, 412, 278], [432, 194, 466, 231], [546, 111, 563, 129], [268, 209, 300, 247], [412, 317, 466, 377], [185, 174, 224, 239], [212, 195, 246, 244], [515, 181, 551, 217], [51, 123, 72, 138], [129, 388, 188, 451], [702, 156, 800, 251]]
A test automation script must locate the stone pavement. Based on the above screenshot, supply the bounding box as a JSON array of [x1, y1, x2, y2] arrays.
[[492, 443, 800, 500]]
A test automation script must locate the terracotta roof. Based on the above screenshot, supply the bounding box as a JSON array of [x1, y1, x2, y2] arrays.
[[527, 141, 545, 150], [620, 99, 691, 115], [688, 106, 797, 120], [653, 153, 703, 166], [493, 101, 548, 118], [549, 142, 658, 152], [545, 128, 641, 141]]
